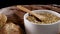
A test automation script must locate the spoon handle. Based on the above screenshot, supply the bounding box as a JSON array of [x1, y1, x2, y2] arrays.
[[17, 5, 45, 19], [17, 5, 35, 15]]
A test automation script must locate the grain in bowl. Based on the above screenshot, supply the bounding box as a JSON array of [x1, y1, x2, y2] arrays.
[[27, 12, 60, 24]]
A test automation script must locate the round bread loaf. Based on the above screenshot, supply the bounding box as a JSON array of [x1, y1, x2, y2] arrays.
[[2, 22, 23, 34]]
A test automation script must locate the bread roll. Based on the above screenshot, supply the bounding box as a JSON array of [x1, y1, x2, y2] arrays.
[[2, 22, 23, 34], [0, 14, 7, 28]]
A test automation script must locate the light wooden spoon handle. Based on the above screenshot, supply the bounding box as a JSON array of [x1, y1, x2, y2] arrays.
[[17, 5, 45, 20], [17, 5, 35, 15]]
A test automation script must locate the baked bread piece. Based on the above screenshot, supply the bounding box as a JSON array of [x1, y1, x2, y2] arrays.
[[0, 14, 7, 28], [1, 22, 23, 34]]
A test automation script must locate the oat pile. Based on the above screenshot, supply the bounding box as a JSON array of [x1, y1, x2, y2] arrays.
[[27, 12, 60, 24]]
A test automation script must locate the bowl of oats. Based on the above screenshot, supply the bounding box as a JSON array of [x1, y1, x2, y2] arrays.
[[24, 10, 60, 34]]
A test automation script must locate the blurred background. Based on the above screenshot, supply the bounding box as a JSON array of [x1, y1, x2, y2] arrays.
[[0, 0, 60, 8]]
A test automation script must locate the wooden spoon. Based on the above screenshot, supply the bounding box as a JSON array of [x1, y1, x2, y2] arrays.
[[17, 5, 46, 21]]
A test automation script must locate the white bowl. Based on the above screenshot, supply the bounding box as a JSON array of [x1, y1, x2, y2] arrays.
[[24, 10, 60, 34]]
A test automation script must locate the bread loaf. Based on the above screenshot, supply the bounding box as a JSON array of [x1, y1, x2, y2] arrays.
[[2, 22, 23, 34]]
